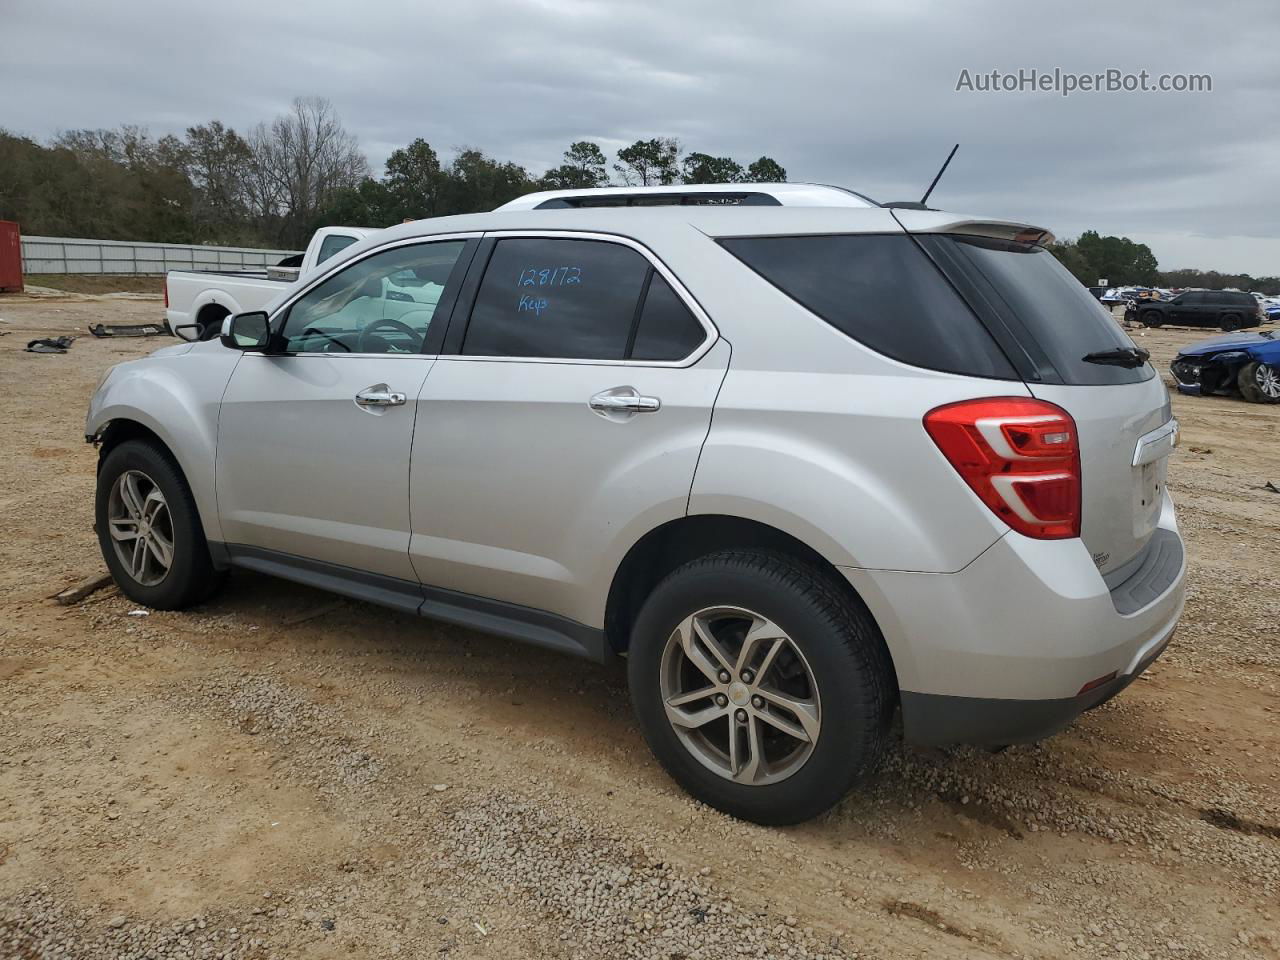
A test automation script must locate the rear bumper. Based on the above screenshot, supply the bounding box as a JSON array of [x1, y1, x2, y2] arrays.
[[841, 492, 1186, 746], [899, 626, 1171, 746]]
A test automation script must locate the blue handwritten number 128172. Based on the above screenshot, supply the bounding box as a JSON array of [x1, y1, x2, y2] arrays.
[[517, 266, 582, 287]]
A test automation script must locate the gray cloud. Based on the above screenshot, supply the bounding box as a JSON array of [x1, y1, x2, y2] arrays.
[[4, 0, 1278, 272]]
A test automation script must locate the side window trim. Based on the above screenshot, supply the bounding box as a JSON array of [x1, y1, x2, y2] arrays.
[[267, 232, 483, 357], [622, 267, 657, 359], [441, 230, 718, 367]]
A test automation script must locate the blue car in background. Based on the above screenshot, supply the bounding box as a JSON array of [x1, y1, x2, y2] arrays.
[[1170, 330, 1280, 403]]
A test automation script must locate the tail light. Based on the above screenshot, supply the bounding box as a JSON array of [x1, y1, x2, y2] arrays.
[[924, 397, 1081, 540], [163, 276, 169, 310]]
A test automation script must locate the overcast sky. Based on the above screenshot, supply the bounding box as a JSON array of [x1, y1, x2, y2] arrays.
[[4, 0, 1278, 274]]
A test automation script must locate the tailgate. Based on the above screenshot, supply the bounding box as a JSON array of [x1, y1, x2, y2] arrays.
[[1026, 378, 1173, 575], [902, 221, 1177, 577]]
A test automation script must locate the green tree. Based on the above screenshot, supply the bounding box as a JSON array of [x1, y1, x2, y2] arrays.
[[542, 141, 609, 188], [613, 138, 680, 186], [183, 121, 253, 242], [680, 152, 744, 184], [745, 156, 787, 182], [437, 148, 536, 215], [384, 138, 442, 219], [1074, 230, 1159, 285]]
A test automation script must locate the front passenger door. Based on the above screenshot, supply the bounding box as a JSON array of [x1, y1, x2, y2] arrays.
[[216, 237, 475, 590]]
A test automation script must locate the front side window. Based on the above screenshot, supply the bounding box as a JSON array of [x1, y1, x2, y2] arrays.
[[279, 240, 466, 354], [463, 237, 652, 360]]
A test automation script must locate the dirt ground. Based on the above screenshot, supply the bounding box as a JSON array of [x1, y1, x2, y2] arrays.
[[0, 291, 1277, 960]]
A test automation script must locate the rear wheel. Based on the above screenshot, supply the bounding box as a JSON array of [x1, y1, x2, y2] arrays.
[[96, 440, 225, 608], [1140, 310, 1163, 328], [1220, 313, 1242, 332], [627, 550, 894, 825], [1239, 361, 1280, 404]]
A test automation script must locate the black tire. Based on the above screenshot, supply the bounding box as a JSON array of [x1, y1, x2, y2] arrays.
[[1238, 361, 1280, 404], [1220, 313, 1242, 332], [1141, 310, 1163, 328], [197, 306, 230, 341], [627, 550, 894, 825], [95, 439, 225, 609]]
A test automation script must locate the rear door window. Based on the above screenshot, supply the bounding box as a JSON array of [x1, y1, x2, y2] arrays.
[[461, 237, 707, 362], [463, 237, 648, 359], [718, 234, 1016, 379], [921, 236, 1153, 385]]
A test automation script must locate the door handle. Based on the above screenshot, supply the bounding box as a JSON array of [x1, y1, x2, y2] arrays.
[[355, 385, 407, 407], [589, 386, 661, 417]]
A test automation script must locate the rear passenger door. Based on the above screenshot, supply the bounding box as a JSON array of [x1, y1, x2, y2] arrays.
[[408, 232, 728, 631], [1169, 292, 1202, 325]]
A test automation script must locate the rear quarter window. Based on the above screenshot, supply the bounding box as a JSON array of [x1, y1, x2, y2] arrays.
[[717, 234, 1016, 379]]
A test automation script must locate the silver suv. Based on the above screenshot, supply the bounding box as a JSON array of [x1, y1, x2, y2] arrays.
[[88, 184, 1186, 824]]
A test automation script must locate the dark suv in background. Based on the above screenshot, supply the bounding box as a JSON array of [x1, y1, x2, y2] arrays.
[[1127, 290, 1263, 331]]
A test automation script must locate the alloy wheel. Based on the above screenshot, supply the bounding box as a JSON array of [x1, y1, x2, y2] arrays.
[[107, 469, 175, 586], [659, 606, 821, 786], [1256, 363, 1280, 400]]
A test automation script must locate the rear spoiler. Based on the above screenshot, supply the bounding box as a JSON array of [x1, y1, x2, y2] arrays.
[[890, 209, 1055, 247]]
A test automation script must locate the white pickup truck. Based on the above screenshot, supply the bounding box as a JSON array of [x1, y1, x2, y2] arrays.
[[165, 226, 376, 339]]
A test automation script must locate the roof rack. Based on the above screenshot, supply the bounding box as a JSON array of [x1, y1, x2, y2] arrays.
[[495, 182, 881, 212]]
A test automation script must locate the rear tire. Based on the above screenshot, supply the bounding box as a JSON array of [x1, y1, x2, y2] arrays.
[[1140, 310, 1163, 328], [1220, 313, 1242, 332], [1238, 361, 1280, 404], [627, 550, 894, 825], [95, 439, 225, 609]]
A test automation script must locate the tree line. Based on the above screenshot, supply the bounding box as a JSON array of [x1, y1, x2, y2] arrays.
[[0, 97, 787, 250], [1050, 230, 1279, 295], [1, 96, 1273, 291]]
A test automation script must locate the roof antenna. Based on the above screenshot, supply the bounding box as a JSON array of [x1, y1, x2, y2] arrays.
[[920, 143, 959, 207]]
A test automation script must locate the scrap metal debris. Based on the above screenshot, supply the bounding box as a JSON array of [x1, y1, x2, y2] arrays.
[[25, 336, 76, 353], [87, 322, 167, 338]]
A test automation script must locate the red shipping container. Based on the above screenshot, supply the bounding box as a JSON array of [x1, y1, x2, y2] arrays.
[[0, 221, 21, 292]]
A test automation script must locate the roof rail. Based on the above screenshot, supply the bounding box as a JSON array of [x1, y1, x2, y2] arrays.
[[495, 182, 880, 212]]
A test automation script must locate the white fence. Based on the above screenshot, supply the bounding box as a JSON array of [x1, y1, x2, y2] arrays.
[[20, 236, 302, 276]]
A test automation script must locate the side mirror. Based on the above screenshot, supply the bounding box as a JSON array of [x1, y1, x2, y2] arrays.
[[220, 311, 271, 351]]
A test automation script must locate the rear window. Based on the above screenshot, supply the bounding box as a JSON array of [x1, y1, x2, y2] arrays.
[[718, 234, 1016, 379], [923, 236, 1154, 386]]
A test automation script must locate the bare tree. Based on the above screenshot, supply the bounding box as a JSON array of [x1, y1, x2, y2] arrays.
[[246, 97, 368, 244]]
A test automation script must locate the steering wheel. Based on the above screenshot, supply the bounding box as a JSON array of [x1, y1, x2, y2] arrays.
[[358, 316, 424, 353]]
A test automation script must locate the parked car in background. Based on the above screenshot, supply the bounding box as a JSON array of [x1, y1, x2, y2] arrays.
[[1126, 289, 1263, 331], [86, 183, 1185, 824], [165, 226, 376, 339], [1170, 330, 1280, 403]]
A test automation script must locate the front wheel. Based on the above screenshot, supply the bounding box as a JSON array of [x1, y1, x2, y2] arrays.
[[95, 439, 224, 609], [1141, 310, 1163, 328], [627, 550, 894, 825], [1239, 361, 1280, 404]]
